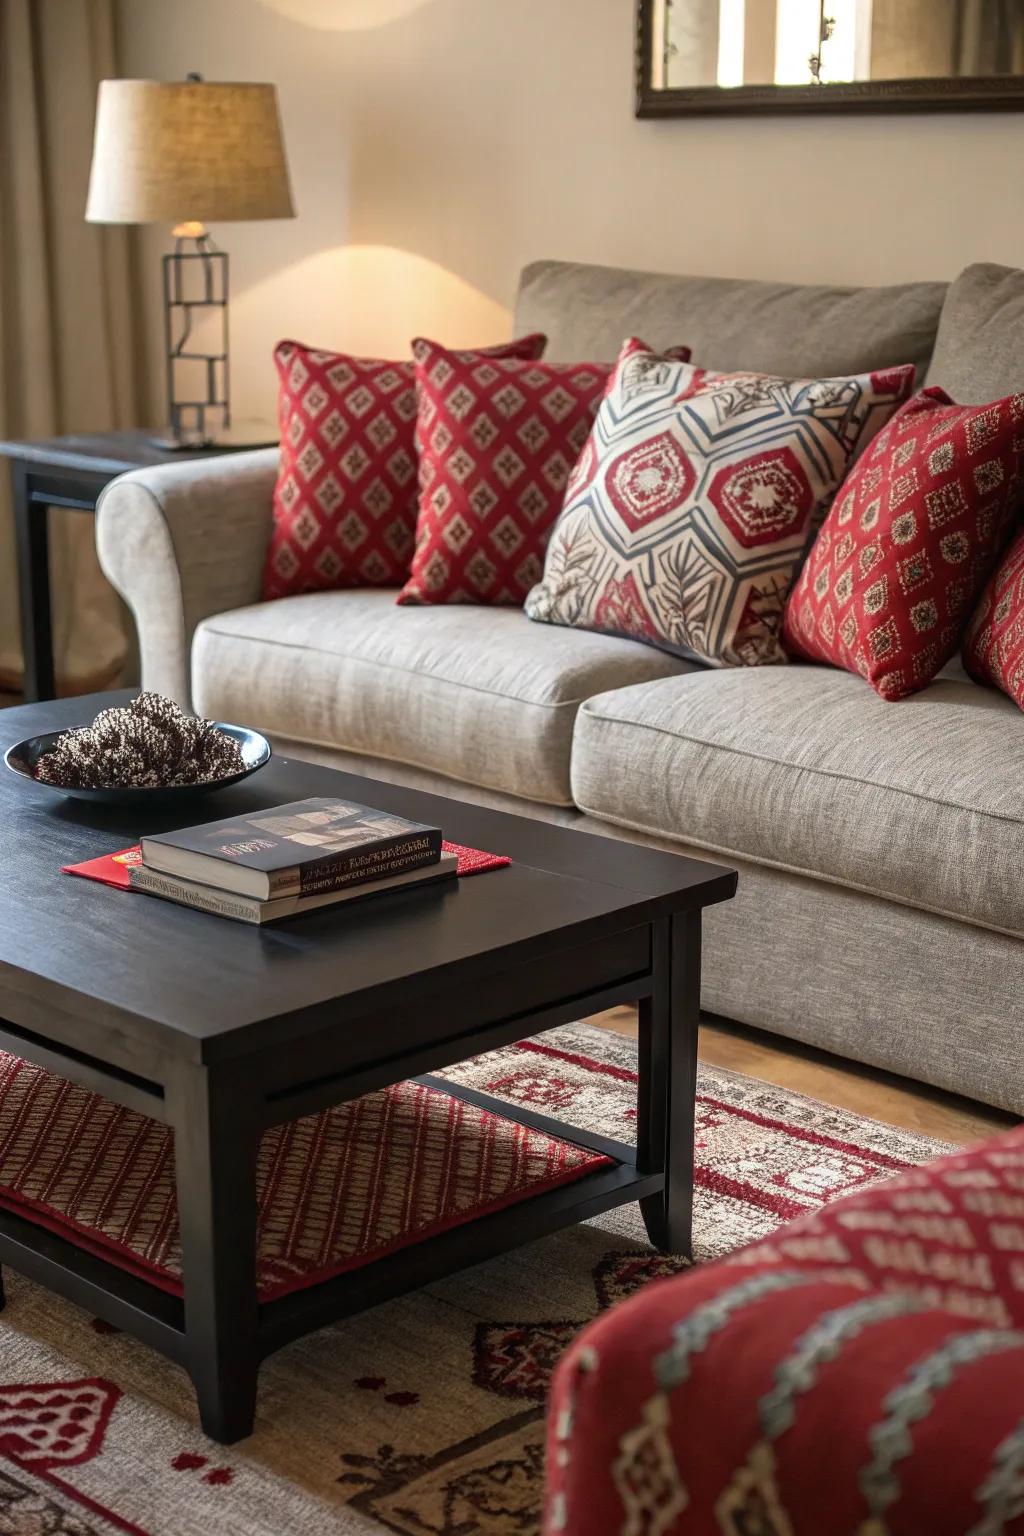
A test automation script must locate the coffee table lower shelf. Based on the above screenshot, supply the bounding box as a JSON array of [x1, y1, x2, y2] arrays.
[[0, 1099, 663, 1362], [0, 897, 709, 1446]]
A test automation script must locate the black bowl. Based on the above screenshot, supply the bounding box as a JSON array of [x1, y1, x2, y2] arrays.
[[4, 723, 272, 809]]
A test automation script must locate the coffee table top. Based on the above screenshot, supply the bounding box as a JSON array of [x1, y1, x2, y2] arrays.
[[0, 693, 736, 1064]]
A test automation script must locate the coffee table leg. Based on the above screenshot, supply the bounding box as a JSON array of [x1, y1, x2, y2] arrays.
[[168, 1063, 260, 1443], [637, 912, 701, 1258]]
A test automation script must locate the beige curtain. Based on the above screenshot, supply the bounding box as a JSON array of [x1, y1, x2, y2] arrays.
[[871, 0, 1024, 78], [955, 0, 1024, 74], [0, 0, 141, 695]]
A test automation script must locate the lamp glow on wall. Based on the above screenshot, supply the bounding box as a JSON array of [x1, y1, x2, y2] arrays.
[[86, 76, 295, 449]]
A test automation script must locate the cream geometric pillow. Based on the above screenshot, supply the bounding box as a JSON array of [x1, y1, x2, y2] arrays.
[[525, 340, 915, 665]]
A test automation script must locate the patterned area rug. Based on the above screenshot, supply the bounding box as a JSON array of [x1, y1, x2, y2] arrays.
[[0, 1023, 948, 1536]]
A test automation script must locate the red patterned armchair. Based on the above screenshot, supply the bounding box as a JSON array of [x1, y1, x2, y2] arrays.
[[546, 1125, 1024, 1535]]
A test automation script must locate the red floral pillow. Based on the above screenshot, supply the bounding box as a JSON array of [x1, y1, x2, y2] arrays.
[[782, 387, 1024, 699], [396, 344, 684, 606], [263, 334, 546, 599], [963, 525, 1024, 708]]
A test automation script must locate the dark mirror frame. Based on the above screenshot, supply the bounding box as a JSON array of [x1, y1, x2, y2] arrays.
[[635, 0, 1024, 116]]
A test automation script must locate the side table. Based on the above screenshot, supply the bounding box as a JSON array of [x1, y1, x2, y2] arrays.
[[0, 430, 275, 702]]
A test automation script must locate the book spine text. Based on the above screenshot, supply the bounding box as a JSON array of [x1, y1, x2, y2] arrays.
[[276, 831, 442, 898], [129, 868, 261, 924]]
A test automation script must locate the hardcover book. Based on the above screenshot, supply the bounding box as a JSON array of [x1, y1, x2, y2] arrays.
[[128, 852, 458, 925], [141, 797, 442, 900]]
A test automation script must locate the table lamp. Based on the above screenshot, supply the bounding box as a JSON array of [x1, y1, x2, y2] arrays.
[[86, 75, 295, 450]]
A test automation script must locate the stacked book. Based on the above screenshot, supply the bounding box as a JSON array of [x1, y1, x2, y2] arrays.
[[132, 797, 454, 925]]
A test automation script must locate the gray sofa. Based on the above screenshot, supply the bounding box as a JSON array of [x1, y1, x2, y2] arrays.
[[96, 259, 1024, 1116]]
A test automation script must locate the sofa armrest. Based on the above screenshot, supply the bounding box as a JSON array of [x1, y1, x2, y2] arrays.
[[96, 448, 278, 707]]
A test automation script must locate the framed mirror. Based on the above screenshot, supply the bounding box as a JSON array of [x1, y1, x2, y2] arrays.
[[637, 0, 1024, 115]]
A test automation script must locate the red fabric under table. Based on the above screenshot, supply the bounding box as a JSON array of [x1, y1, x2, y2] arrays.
[[0, 1053, 608, 1302]]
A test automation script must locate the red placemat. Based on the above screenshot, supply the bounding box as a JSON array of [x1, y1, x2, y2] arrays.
[[63, 842, 509, 889], [441, 841, 510, 876]]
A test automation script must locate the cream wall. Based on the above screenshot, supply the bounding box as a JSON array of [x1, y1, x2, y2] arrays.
[[117, 0, 1024, 424]]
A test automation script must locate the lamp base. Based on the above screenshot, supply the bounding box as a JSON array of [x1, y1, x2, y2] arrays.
[[149, 418, 278, 454]]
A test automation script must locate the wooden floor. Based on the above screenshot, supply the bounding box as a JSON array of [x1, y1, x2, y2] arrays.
[[590, 1005, 1017, 1145]]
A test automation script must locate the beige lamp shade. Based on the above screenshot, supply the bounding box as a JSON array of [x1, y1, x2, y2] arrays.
[[85, 78, 295, 225]]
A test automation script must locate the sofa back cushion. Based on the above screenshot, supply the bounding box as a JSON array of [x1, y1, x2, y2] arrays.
[[925, 262, 1024, 404], [514, 259, 947, 381]]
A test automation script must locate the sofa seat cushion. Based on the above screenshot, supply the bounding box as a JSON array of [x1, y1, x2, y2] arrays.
[[571, 664, 1024, 934], [192, 589, 694, 806]]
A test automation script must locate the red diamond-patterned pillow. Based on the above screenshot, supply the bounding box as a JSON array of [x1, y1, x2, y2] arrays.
[[397, 342, 628, 606], [263, 334, 546, 598], [783, 387, 1024, 699], [525, 340, 913, 665], [963, 524, 1024, 709]]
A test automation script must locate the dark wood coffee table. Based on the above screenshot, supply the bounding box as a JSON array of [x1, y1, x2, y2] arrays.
[[0, 693, 736, 1442]]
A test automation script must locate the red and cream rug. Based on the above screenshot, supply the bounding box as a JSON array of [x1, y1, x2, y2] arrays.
[[0, 1023, 949, 1536]]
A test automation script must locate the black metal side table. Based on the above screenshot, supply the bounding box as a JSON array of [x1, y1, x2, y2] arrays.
[[0, 430, 274, 702]]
